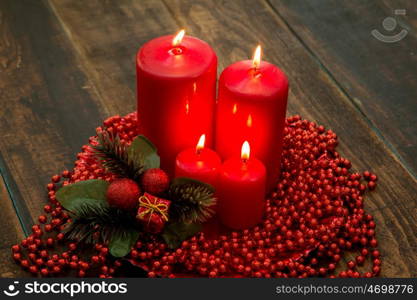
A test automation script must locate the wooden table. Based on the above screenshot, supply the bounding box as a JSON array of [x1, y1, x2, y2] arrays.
[[0, 0, 416, 277]]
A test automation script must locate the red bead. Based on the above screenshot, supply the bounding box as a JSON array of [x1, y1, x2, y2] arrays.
[[364, 272, 373, 278], [91, 256, 100, 264], [46, 260, 55, 268], [12, 253, 22, 261], [68, 243, 77, 251], [356, 255, 365, 265], [367, 181, 376, 190], [40, 268, 49, 276], [372, 266, 381, 275], [29, 265, 38, 274], [21, 260, 30, 268]]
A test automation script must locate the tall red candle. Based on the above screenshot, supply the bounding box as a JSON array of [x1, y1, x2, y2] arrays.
[[137, 30, 217, 175], [175, 134, 221, 186], [217, 141, 266, 229], [215, 46, 288, 192]]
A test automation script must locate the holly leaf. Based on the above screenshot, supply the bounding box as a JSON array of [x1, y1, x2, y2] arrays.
[[128, 135, 160, 170], [109, 230, 141, 258], [162, 222, 202, 249], [56, 179, 109, 211], [170, 177, 215, 193]]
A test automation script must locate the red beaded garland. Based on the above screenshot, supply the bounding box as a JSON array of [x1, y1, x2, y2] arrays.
[[11, 113, 381, 278]]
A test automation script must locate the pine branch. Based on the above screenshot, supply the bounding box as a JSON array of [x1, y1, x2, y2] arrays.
[[91, 131, 144, 181], [168, 183, 216, 223], [63, 203, 139, 245]]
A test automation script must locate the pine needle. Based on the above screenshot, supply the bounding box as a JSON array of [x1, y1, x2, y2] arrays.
[[168, 183, 216, 223], [63, 203, 138, 245]]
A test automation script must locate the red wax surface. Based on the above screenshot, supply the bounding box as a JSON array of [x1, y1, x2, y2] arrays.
[[137, 35, 217, 175], [217, 157, 266, 229], [215, 60, 288, 192], [175, 147, 221, 186]]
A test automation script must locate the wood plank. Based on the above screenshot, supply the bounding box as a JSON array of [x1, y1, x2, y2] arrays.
[[0, 173, 26, 277], [268, 0, 417, 176], [371, 205, 417, 277], [160, 0, 417, 276]]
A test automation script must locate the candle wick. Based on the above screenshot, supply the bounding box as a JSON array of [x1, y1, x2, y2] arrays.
[[169, 47, 183, 56], [253, 69, 262, 78]]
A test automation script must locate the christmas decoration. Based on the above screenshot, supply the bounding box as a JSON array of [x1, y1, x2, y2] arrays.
[[10, 112, 381, 278], [56, 178, 141, 258], [106, 178, 141, 210], [63, 202, 138, 247], [137, 193, 171, 233], [168, 178, 216, 224], [52, 128, 215, 258], [141, 168, 170, 195], [92, 131, 145, 181]]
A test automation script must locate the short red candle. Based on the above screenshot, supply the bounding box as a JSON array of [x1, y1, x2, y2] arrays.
[[137, 30, 217, 176], [217, 141, 266, 229], [175, 134, 221, 186], [215, 46, 288, 193]]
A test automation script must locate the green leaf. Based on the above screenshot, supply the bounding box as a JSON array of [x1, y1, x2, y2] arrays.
[[56, 179, 110, 211], [170, 177, 215, 193], [63, 197, 109, 214], [128, 135, 160, 170], [109, 230, 140, 258], [162, 222, 202, 249]]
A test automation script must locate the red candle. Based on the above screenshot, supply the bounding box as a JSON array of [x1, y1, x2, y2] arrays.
[[137, 30, 217, 176], [215, 46, 288, 193], [217, 141, 266, 229], [175, 134, 221, 186]]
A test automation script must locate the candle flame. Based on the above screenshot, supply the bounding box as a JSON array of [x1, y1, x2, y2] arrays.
[[241, 141, 250, 161], [196, 134, 205, 152], [252, 45, 262, 69], [172, 29, 185, 47]]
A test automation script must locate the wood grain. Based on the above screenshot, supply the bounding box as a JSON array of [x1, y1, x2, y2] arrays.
[[0, 0, 415, 277], [268, 0, 417, 176], [0, 0, 108, 229], [0, 173, 26, 277], [161, 0, 417, 276]]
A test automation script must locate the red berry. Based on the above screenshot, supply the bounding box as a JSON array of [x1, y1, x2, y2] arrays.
[[141, 168, 170, 195], [106, 179, 141, 210]]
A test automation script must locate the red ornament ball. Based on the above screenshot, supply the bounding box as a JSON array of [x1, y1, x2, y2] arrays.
[[141, 168, 170, 195], [106, 178, 141, 210]]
